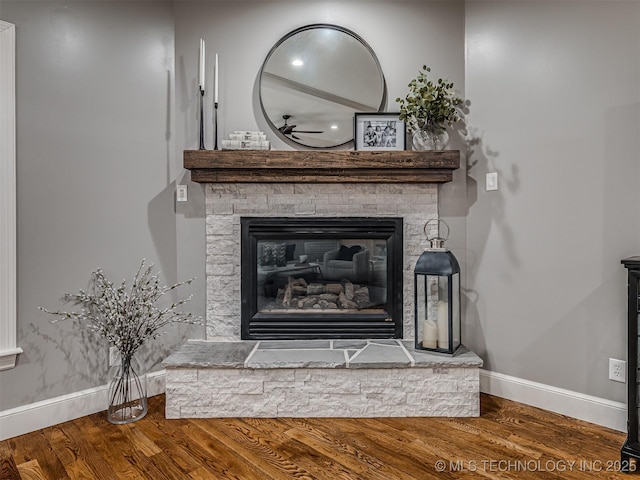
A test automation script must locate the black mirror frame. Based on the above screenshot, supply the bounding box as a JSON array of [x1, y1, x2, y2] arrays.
[[258, 23, 386, 149]]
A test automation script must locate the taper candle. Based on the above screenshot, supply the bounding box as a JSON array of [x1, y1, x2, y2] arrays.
[[214, 53, 219, 103], [199, 39, 205, 91]]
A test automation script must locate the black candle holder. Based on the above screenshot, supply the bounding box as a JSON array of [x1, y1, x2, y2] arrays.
[[199, 88, 205, 150], [214, 101, 219, 150]]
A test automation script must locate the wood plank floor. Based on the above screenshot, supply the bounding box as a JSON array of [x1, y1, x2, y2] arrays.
[[0, 394, 632, 479]]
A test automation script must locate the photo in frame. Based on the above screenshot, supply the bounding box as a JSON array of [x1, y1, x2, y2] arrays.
[[354, 112, 406, 151]]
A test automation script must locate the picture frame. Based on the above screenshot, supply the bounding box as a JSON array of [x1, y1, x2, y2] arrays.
[[354, 112, 406, 151]]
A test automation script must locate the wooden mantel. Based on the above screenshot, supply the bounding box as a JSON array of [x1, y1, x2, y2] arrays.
[[183, 150, 460, 184]]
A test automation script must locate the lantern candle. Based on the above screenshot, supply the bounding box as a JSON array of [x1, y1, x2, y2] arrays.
[[414, 218, 462, 355], [436, 301, 449, 349], [422, 319, 438, 349]]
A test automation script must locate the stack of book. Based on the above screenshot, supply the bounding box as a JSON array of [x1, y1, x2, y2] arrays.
[[221, 131, 270, 150]]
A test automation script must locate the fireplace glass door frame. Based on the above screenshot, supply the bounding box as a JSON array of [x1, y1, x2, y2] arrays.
[[241, 217, 403, 340]]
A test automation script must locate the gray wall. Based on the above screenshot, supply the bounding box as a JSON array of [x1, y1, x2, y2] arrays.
[[0, 0, 205, 411], [1, 0, 638, 413], [465, 1, 640, 402]]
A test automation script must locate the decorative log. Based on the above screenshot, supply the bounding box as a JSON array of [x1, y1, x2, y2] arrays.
[[307, 283, 324, 295], [298, 297, 318, 309], [338, 291, 358, 310], [344, 281, 355, 301], [324, 283, 343, 295], [354, 286, 371, 308], [307, 283, 343, 295], [338, 291, 347, 308], [282, 281, 293, 307], [291, 285, 307, 295], [318, 293, 339, 303], [317, 300, 331, 309]]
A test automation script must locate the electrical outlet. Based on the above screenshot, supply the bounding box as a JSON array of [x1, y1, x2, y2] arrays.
[[609, 358, 626, 383], [109, 346, 120, 367]]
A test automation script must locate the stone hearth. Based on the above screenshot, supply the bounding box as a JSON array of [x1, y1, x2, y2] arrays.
[[164, 340, 482, 418]]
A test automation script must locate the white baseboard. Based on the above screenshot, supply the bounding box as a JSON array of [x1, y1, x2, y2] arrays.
[[0, 370, 165, 441], [480, 369, 627, 432], [0, 369, 627, 440]]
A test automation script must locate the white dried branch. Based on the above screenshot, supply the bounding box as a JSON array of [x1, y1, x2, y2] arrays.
[[39, 259, 203, 358]]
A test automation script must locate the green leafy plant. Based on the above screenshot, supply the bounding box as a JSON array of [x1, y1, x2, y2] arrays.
[[40, 259, 202, 360], [396, 65, 463, 133]]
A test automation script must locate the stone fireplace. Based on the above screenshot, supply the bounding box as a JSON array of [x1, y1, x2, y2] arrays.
[[163, 150, 481, 419]]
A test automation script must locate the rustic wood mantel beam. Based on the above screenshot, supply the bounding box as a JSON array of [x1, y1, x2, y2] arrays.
[[183, 150, 460, 184]]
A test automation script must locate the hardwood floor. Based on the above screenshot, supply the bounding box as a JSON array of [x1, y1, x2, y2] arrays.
[[0, 394, 631, 479]]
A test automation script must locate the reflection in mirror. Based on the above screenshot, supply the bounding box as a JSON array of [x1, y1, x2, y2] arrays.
[[259, 24, 386, 148]]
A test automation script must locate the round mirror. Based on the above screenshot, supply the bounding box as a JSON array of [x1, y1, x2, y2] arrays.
[[259, 24, 386, 149]]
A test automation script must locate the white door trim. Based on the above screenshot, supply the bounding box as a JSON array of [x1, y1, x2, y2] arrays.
[[0, 20, 21, 371]]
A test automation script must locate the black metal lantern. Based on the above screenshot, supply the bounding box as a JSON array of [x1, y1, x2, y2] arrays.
[[414, 219, 461, 355]]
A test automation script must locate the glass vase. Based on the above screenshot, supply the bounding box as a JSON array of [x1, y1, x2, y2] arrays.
[[107, 352, 147, 424], [412, 122, 449, 150]]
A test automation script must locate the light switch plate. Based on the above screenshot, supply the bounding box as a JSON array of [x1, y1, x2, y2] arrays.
[[176, 184, 188, 202], [486, 172, 498, 191]]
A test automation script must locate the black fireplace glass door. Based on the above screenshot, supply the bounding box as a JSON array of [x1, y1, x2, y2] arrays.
[[241, 217, 403, 340]]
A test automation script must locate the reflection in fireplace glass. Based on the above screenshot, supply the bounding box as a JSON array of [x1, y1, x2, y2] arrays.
[[256, 238, 389, 314]]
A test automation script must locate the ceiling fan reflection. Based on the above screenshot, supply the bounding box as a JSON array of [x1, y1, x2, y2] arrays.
[[278, 115, 324, 140]]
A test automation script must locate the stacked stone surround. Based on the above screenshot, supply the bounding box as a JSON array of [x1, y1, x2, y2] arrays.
[[205, 183, 437, 340], [164, 182, 482, 419], [164, 340, 482, 418]]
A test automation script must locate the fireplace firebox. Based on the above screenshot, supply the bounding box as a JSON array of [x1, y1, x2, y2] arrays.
[[241, 217, 403, 339]]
